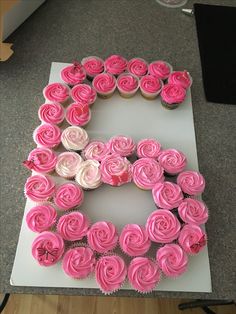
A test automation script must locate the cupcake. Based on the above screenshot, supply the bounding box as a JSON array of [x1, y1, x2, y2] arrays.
[[152, 181, 183, 210], [104, 54, 127, 76], [61, 126, 89, 151], [60, 62, 86, 86], [54, 182, 84, 211], [81, 56, 104, 80], [26, 204, 57, 233], [119, 224, 151, 257], [43, 82, 70, 105], [65, 102, 91, 126], [136, 139, 161, 159], [31, 231, 64, 266], [128, 257, 161, 293], [177, 170, 206, 196], [92, 73, 116, 98], [57, 211, 90, 241], [160, 83, 186, 110], [82, 141, 110, 162], [75, 159, 102, 190], [24, 174, 55, 202], [140, 75, 163, 99], [116, 73, 139, 98], [62, 246, 96, 279], [157, 149, 187, 176], [38, 102, 64, 125], [33, 123, 61, 149], [178, 198, 209, 225], [132, 158, 164, 190], [146, 209, 181, 243], [100, 154, 132, 186], [71, 84, 97, 105], [168, 71, 192, 89], [95, 255, 127, 294], [148, 60, 172, 80], [87, 221, 118, 253], [55, 152, 83, 179], [178, 224, 207, 254], [127, 58, 148, 78], [23, 147, 57, 174], [107, 135, 136, 157], [156, 244, 188, 278]]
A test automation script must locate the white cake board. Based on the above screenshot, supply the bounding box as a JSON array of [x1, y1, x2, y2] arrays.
[[11, 62, 212, 293]]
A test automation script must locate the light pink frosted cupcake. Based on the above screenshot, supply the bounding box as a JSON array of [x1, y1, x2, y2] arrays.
[[95, 255, 127, 294], [81, 56, 104, 80], [62, 246, 96, 279], [107, 135, 136, 157], [43, 83, 70, 105], [82, 141, 110, 162], [57, 211, 90, 241], [38, 102, 64, 125], [71, 84, 97, 105], [60, 62, 86, 86], [33, 123, 61, 149], [158, 149, 187, 176], [100, 154, 132, 186], [75, 159, 102, 190], [128, 257, 161, 293], [136, 139, 161, 159], [140, 75, 163, 99], [148, 60, 172, 80], [119, 224, 151, 257], [65, 102, 91, 126], [127, 58, 148, 78], [177, 170, 206, 196], [132, 158, 164, 190], [146, 209, 181, 243], [32, 231, 64, 266], [104, 54, 127, 76], [55, 152, 83, 179], [87, 221, 118, 253], [54, 182, 84, 211], [168, 71, 192, 89], [26, 204, 57, 233], [92, 73, 116, 98], [23, 148, 57, 174], [61, 126, 89, 151], [160, 83, 186, 110], [116, 73, 139, 98], [178, 224, 207, 254], [24, 174, 55, 202], [152, 182, 183, 210], [156, 244, 188, 278], [178, 198, 208, 225]]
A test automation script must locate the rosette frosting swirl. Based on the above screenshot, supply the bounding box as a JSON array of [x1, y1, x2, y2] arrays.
[[148, 61, 172, 80], [92, 73, 116, 94], [71, 84, 97, 105], [38, 102, 64, 125], [54, 182, 84, 210], [24, 174, 55, 202], [55, 152, 83, 178], [168, 71, 192, 89], [127, 58, 148, 77], [33, 123, 61, 148], [158, 149, 187, 175], [26, 204, 57, 233], [81, 56, 104, 77], [136, 139, 161, 159], [152, 182, 183, 210], [178, 198, 208, 225], [23, 147, 57, 173], [178, 224, 207, 254], [117, 74, 139, 93], [107, 135, 136, 157], [61, 126, 89, 151], [66, 102, 91, 126], [82, 141, 110, 162], [43, 83, 70, 103], [104, 54, 127, 75], [161, 83, 186, 104], [140, 75, 162, 94], [60, 63, 86, 85], [177, 171, 206, 196], [75, 159, 102, 189]]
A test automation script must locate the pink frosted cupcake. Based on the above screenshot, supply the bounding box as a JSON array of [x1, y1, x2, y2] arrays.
[[158, 149, 187, 176], [107, 135, 136, 157], [82, 141, 110, 162], [23, 148, 57, 174], [33, 123, 61, 149], [132, 158, 164, 190], [116, 73, 139, 98], [24, 174, 55, 202], [160, 83, 186, 110], [148, 60, 172, 80], [65, 102, 91, 126], [146, 209, 181, 243], [26, 204, 57, 233], [60, 62, 86, 86], [92, 73, 116, 98], [156, 244, 188, 278], [140, 75, 163, 99], [136, 139, 161, 159], [178, 198, 208, 225], [61, 126, 89, 151], [32, 231, 64, 266], [55, 152, 83, 179], [168, 71, 192, 89], [177, 170, 206, 196], [87, 221, 118, 253], [104, 54, 127, 76], [54, 182, 84, 211], [57, 211, 90, 241], [75, 160, 102, 190], [178, 224, 207, 254], [38, 102, 64, 125], [152, 182, 183, 210], [71, 84, 97, 105], [127, 58, 148, 78], [81, 56, 104, 80], [95, 255, 127, 294], [100, 154, 132, 186], [128, 257, 161, 293], [62, 246, 96, 279], [119, 224, 151, 257], [43, 83, 70, 105]]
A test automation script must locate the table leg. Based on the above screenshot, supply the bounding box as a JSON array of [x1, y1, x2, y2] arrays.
[[178, 299, 235, 314], [0, 294, 10, 313]]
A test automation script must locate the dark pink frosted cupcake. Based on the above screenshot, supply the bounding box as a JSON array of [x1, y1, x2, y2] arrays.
[[117, 73, 139, 98], [152, 181, 183, 210], [136, 139, 161, 159], [158, 149, 187, 176], [177, 170, 206, 196], [65, 102, 91, 126], [168, 71, 192, 89], [148, 60, 172, 80], [24, 174, 55, 202], [140, 75, 163, 99], [178, 224, 207, 254], [178, 198, 209, 225], [71, 84, 97, 105], [92, 73, 116, 98], [127, 58, 148, 77], [53, 182, 84, 211], [160, 83, 186, 110], [60, 62, 86, 86], [33, 123, 61, 149], [104, 54, 127, 76], [38, 102, 64, 125], [43, 83, 70, 105], [81, 56, 104, 80], [26, 204, 57, 233]]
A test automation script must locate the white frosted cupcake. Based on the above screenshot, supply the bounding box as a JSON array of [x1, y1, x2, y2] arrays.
[[61, 126, 89, 151], [75, 159, 102, 190], [55, 152, 83, 179]]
